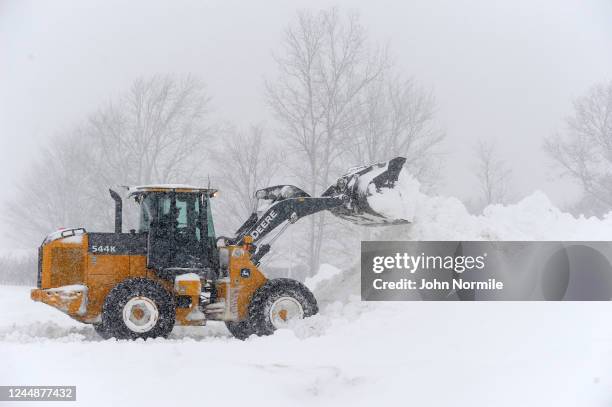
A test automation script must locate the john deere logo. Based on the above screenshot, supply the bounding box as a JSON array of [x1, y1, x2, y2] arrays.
[[251, 210, 278, 239]]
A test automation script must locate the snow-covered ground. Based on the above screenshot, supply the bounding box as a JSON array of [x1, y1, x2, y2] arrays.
[[1, 280, 611, 407], [3, 184, 612, 406]]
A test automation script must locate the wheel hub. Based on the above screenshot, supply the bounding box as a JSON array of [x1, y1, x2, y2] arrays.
[[269, 297, 304, 329], [122, 296, 159, 333]]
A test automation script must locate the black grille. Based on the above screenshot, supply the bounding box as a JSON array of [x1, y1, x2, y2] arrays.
[[37, 246, 42, 288]]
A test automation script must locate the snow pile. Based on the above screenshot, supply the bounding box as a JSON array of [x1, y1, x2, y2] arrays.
[[366, 169, 420, 222], [312, 172, 612, 307], [305, 263, 343, 291], [365, 168, 612, 241], [411, 190, 612, 241]]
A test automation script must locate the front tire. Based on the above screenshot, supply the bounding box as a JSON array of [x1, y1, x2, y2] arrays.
[[100, 278, 175, 340], [248, 278, 318, 337]]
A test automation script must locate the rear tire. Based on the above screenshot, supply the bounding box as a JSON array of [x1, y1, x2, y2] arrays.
[[101, 278, 175, 340], [248, 278, 318, 337], [93, 323, 112, 340]]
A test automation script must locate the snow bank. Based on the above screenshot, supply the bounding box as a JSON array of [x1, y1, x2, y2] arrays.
[[411, 189, 612, 240], [312, 173, 612, 307], [369, 169, 612, 241], [1, 285, 610, 407]]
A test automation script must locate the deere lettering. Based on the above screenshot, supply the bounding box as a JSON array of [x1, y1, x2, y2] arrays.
[[251, 210, 278, 239]]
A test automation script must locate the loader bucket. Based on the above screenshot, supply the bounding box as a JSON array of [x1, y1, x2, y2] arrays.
[[322, 157, 413, 226]]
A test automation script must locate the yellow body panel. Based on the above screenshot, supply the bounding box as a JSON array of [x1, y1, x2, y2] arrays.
[[174, 279, 204, 326], [40, 235, 87, 288], [30, 286, 86, 316], [32, 234, 268, 325], [215, 246, 267, 320]]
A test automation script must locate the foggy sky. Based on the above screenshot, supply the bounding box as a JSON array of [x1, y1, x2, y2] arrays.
[[1, 0, 611, 248]]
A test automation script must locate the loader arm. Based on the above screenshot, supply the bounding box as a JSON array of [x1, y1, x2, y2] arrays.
[[230, 193, 346, 265], [230, 156, 409, 264], [234, 194, 347, 245]]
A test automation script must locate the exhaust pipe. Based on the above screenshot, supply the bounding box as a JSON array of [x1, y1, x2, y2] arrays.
[[109, 189, 122, 233]]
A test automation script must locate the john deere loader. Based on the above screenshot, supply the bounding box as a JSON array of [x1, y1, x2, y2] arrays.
[[31, 157, 409, 340]]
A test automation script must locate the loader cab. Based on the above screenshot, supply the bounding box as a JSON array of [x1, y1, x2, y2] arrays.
[[128, 185, 218, 278]]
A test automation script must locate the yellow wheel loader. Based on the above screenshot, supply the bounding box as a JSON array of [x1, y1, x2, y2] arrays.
[[31, 157, 409, 340]]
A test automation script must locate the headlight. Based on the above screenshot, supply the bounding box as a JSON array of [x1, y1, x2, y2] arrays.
[[255, 190, 267, 199]]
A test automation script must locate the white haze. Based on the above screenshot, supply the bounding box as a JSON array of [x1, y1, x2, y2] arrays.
[[1, 0, 611, 248]]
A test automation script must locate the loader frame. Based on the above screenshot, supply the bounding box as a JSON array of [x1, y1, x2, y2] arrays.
[[29, 157, 408, 338]]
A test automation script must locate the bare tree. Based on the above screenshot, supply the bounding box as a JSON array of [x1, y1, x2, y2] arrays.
[[544, 81, 612, 215], [5, 75, 213, 245], [473, 139, 513, 208], [210, 124, 280, 233], [5, 132, 92, 242], [347, 73, 445, 184], [266, 8, 388, 274], [86, 75, 211, 186], [266, 8, 445, 273]]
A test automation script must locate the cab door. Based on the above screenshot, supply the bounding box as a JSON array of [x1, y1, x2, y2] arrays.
[[146, 192, 176, 271], [147, 192, 215, 275], [172, 192, 204, 268]]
